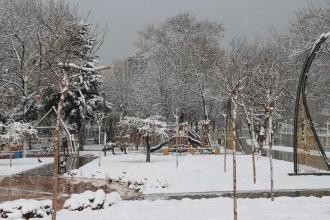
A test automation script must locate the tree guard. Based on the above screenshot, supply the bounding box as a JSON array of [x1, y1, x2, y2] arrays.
[[293, 33, 330, 174]]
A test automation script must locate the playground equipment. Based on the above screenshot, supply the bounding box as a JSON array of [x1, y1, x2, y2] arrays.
[[151, 111, 220, 154], [33, 107, 78, 173], [113, 130, 129, 154], [293, 33, 330, 174]]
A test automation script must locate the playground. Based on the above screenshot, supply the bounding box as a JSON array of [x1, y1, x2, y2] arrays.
[[2, 151, 330, 219], [1, 91, 330, 219], [67, 152, 330, 194], [0, 1, 330, 219]]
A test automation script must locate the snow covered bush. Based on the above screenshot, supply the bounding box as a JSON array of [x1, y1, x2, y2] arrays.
[[0, 199, 51, 219], [66, 169, 80, 177], [0, 121, 37, 145], [67, 168, 169, 193], [63, 189, 121, 211], [106, 170, 168, 192]]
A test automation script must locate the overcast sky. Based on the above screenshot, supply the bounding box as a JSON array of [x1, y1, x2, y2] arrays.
[[71, 0, 323, 65]]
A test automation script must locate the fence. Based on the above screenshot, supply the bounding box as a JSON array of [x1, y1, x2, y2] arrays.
[[237, 122, 330, 151]]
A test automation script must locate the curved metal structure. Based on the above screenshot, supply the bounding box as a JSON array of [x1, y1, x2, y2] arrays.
[[293, 33, 330, 174]]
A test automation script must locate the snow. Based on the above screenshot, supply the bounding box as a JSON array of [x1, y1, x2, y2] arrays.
[[91, 189, 106, 209], [0, 122, 37, 144], [64, 190, 95, 211], [0, 157, 53, 176], [316, 32, 330, 43], [118, 115, 169, 138], [70, 153, 330, 194], [63, 190, 121, 211], [5, 191, 330, 220], [54, 196, 330, 220], [0, 198, 51, 219], [246, 140, 293, 153], [57, 62, 96, 73], [264, 145, 293, 153], [105, 191, 122, 206]]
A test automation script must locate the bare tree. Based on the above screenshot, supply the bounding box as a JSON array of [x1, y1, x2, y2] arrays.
[[252, 36, 289, 201], [117, 115, 169, 162], [136, 13, 224, 121], [216, 36, 254, 220], [0, 0, 52, 121]]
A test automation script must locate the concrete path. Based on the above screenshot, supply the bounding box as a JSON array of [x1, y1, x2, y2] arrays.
[[143, 188, 330, 200]]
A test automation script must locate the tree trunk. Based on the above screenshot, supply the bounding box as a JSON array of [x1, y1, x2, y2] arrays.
[[145, 135, 151, 163], [202, 93, 208, 120], [242, 104, 257, 183], [51, 92, 66, 220], [135, 133, 141, 151], [175, 112, 179, 169], [231, 97, 238, 220], [268, 110, 274, 201], [98, 125, 101, 167], [250, 111, 257, 184], [224, 114, 227, 173], [77, 125, 85, 147], [252, 146, 256, 184], [104, 132, 107, 156]]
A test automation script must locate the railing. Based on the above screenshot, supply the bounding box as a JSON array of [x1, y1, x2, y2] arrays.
[[236, 122, 330, 150]]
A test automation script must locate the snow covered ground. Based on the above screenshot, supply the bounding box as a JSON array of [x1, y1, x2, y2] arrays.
[[264, 144, 293, 152], [54, 196, 330, 220], [70, 153, 330, 194], [0, 157, 53, 176], [2, 190, 329, 220]]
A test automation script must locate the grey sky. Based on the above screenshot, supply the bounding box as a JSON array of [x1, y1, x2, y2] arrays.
[[71, 0, 323, 65]]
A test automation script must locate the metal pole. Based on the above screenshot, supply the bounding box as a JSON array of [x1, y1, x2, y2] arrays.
[[327, 121, 329, 149], [98, 125, 101, 167]]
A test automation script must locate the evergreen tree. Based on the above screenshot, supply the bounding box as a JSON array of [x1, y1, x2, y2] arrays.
[[61, 21, 111, 144]]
